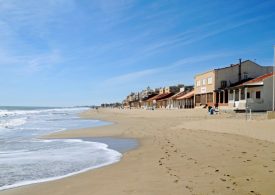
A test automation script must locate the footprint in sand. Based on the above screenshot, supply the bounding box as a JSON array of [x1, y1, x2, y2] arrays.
[[250, 190, 261, 195], [220, 178, 226, 182], [185, 185, 193, 192]]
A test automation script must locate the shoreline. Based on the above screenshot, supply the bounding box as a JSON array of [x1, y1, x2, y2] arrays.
[[0, 115, 138, 192], [1, 108, 275, 195]]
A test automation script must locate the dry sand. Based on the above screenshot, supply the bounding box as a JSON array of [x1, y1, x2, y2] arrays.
[[1, 108, 275, 195]]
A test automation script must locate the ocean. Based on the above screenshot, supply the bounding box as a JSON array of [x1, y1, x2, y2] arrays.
[[0, 106, 130, 191]]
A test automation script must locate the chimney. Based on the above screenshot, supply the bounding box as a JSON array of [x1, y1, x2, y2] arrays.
[[238, 58, 242, 82]]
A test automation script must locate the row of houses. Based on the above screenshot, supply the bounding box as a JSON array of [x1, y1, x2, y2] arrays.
[[123, 85, 195, 109], [122, 59, 274, 112]]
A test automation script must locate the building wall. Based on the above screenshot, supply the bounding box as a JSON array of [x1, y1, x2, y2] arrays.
[[263, 76, 274, 111], [215, 61, 273, 89], [229, 77, 274, 111], [165, 86, 182, 93], [194, 70, 215, 95]]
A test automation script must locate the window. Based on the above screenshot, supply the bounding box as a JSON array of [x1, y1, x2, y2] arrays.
[[196, 80, 201, 87], [195, 95, 201, 103], [207, 77, 213, 84], [247, 92, 250, 99], [241, 89, 245, 100], [221, 80, 227, 88], [256, 91, 261, 99], [243, 72, 248, 80], [202, 79, 206, 85], [207, 93, 213, 103]]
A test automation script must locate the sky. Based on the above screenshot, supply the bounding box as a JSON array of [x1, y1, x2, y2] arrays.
[[0, 0, 275, 107]]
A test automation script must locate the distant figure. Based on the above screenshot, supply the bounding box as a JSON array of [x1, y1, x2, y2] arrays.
[[96, 107, 99, 113], [209, 106, 214, 115]]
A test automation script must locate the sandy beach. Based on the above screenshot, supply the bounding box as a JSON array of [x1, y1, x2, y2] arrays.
[[2, 108, 275, 195]]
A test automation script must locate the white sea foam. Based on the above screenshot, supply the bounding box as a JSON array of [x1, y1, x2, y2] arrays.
[[0, 107, 89, 117], [0, 118, 27, 129], [0, 155, 120, 191], [0, 139, 122, 191], [0, 107, 119, 191]]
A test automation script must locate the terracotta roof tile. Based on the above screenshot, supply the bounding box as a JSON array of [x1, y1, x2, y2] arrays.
[[231, 72, 274, 88], [146, 93, 173, 101], [176, 90, 194, 100], [243, 72, 273, 85]]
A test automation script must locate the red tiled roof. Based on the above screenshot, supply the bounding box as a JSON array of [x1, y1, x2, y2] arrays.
[[142, 94, 158, 101], [244, 72, 273, 84], [176, 90, 194, 100], [171, 91, 186, 99], [160, 91, 186, 101], [237, 72, 274, 87], [146, 93, 173, 101]]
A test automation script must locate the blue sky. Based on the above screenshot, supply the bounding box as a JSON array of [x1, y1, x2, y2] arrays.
[[0, 0, 275, 106]]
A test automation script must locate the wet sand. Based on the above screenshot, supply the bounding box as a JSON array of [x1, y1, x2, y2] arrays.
[[1, 108, 275, 195]]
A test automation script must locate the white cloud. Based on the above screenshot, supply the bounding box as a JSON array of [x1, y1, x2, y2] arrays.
[[26, 50, 63, 73], [0, 0, 69, 74], [0, 49, 63, 74], [103, 68, 162, 85], [0, 0, 76, 39], [95, 0, 135, 13], [103, 52, 231, 86]]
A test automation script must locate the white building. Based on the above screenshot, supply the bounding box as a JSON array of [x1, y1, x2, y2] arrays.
[[228, 72, 274, 111]]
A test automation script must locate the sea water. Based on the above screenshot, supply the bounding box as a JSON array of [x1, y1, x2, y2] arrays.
[[0, 106, 121, 190]]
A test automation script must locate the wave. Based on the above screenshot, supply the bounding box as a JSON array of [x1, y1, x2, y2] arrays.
[[0, 157, 120, 191], [0, 139, 122, 191], [0, 107, 90, 117], [0, 118, 27, 129]]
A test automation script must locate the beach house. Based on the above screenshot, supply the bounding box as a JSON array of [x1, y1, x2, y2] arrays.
[[194, 60, 273, 108], [165, 86, 194, 109], [157, 85, 186, 108], [176, 90, 195, 109], [145, 85, 183, 109], [123, 87, 160, 109], [122, 92, 140, 108], [227, 72, 274, 111], [140, 87, 159, 109]]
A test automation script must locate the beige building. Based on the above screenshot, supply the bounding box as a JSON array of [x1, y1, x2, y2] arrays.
[[194, 60, 273, 107]]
